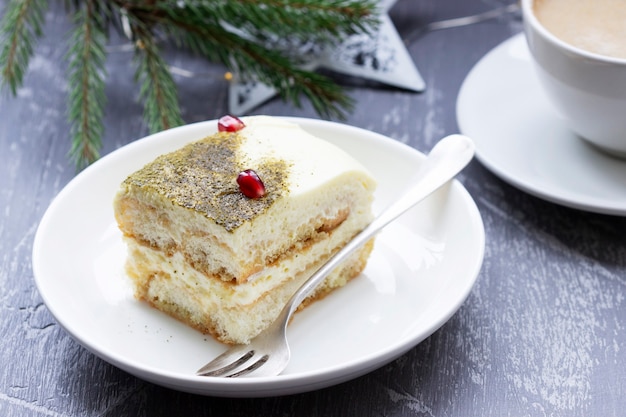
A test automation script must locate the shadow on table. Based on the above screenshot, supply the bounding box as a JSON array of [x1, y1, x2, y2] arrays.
[[470, 162, 626, 271]]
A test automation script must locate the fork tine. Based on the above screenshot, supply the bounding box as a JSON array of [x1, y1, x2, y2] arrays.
[[225, 354, 269, 377], [195, 346, 254, 377], [196, 348, 271, 378]]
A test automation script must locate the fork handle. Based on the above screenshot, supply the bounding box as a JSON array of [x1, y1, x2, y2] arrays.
[[278, 134, 475, 324]]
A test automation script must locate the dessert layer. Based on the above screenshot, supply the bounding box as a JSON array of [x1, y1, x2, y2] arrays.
[[114, 116, 376, 283], [126, 238, 374, 344], [115, 173, 371, 283], [113, 115, 378, 344]]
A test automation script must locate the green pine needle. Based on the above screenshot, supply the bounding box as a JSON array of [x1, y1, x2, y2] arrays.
[[0, 0, 48, 95], [138, 0, 377, 42], [66, 0, 108, 170], [159, 3, 368, 118], [131, 21, 185, 134]]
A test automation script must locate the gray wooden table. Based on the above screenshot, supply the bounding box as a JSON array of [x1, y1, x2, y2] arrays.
[[2, 0, 625, 415]]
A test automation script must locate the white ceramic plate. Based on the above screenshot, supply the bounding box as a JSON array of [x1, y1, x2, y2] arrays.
[[32, 118, 484, 397], [457, 34, 626, 216]]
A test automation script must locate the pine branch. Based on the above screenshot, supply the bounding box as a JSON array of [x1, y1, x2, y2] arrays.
[[1, 0, 379, 169], [126, 0, 377, 42], [231, 43, 355, 119], [66, 0, 108, 169], [217, 0, 378, 42], [0, 0, 48, 95], [147, 0, 377, 118], [129, 17, 184, 134]]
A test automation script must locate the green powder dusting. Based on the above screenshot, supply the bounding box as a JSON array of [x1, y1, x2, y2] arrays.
[[123, 131, 290, 231]]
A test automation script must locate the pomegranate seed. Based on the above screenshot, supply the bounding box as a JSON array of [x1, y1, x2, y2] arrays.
[[237, 169, 265, 199], [218, 115, 245, 132]]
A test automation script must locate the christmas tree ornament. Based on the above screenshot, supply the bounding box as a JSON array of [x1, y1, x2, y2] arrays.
[[229, 0, 425, 114]]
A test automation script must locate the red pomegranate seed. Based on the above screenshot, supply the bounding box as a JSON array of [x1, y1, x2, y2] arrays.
[[218, 115, 245, 132], [237, 169, 265, 198]]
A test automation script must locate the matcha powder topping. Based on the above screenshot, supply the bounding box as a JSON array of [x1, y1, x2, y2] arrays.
[[124, 132, 290, 231]]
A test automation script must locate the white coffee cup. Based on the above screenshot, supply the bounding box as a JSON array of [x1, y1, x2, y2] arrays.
[[522, 0, 626, 157]]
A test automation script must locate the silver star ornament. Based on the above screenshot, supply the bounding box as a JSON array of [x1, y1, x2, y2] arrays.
[[228, 0, 425, 114]]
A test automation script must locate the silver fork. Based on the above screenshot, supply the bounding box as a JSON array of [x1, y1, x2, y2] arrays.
[[196, 134, 475, 378]]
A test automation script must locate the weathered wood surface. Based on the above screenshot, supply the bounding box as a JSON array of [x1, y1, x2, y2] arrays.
[[1, 0, 624, 415]]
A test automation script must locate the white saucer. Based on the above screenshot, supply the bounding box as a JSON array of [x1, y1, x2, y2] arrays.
[[457, 34, 626, 216], [32, 118, 484, 397]]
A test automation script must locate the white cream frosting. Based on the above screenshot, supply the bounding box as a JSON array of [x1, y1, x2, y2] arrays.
[[238, 116, 372, 195]]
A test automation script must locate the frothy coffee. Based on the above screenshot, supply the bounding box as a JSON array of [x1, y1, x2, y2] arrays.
[[533, 0, 626, 60]]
